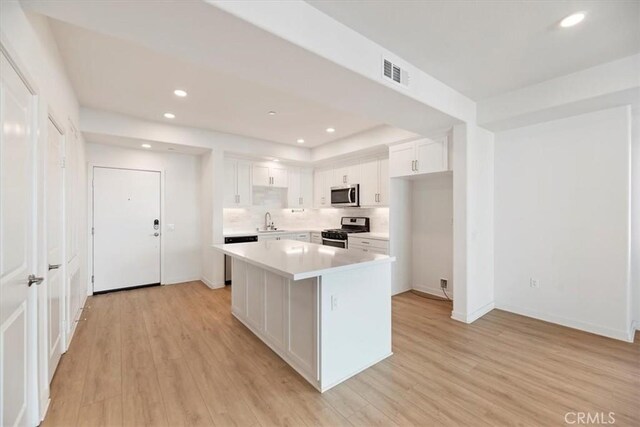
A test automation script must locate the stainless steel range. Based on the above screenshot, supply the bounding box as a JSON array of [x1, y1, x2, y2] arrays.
[[321, 217, 370, 249]]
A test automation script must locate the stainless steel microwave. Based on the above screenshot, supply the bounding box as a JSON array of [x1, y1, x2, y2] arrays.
[[331, 184, 359, 207]]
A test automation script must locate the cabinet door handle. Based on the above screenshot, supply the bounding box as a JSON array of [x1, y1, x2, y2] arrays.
[[411, 160, 415, 171], [28, 274, 44, 287], [415, 160, 419, 171]]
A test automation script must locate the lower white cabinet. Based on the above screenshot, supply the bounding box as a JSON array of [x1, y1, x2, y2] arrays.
[[348, 236, 389, 255], [310, 232, 322, 245], [258, 232, 310, 242]]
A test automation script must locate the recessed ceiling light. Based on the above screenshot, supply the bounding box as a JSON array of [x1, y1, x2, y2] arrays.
[[326, 127, 335, 133], [163, 112, 175, 119], [560, 12, 586, 28], [174, 89, 187, 97], [268, 111, 277, 115], [273, 158, 280, 162], [297, 139, 305, 144], [141, 144, 151, 148]]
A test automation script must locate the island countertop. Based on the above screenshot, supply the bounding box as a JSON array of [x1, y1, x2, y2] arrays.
[[212, 239, 395, 280]]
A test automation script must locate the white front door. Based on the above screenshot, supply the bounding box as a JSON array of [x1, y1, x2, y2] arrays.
[[93, 167, 161, 292], [0, 52, 36, 427], [46, 118, 64, 382]]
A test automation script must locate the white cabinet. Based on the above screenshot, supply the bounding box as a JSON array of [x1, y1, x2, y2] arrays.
[[258, 232, 310, 242], [310, 232, 322, 244], [348, 236, 389, 255], [224, 159, 252, 207], [314, 169, 332, 208], [360, 158, 389, 207], [332, 164, 361, 186], [294, 232, 310, 242], [288, 168, 313, 208], [389, 137, 449, 178], [416, 137, 448, 175], [253, 164, 288, 188]]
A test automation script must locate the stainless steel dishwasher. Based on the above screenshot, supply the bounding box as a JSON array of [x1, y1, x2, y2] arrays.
[[224, 235, 258, 284]]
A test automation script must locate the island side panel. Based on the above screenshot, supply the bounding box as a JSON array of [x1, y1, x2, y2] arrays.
[[231, 257, 247, 317], [230, 258, 320, 390], [319, 262, 392, 391]]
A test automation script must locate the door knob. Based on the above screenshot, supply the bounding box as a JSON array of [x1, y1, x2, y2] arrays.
[[28, 274, 44, 287], [153, 232, 160, 237]]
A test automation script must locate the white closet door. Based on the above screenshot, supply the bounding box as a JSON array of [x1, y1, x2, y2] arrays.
[[46, 119, 64, 381], [93, 167, 161, 292], [1, 51, 36, 427]]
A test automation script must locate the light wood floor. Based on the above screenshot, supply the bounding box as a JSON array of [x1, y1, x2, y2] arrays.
[[43, 281, 639, 427]]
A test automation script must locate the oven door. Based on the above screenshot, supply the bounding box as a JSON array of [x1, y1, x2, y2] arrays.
[[331, 185, 359, 207], [322, 237, 347, 249]]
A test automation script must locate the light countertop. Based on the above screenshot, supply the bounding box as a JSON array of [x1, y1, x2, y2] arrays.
[[212, 239, 395, 280], [349, 232, 389, 241], [224, 229, 323, 238]]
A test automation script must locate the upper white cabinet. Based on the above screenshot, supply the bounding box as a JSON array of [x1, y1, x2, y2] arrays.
[[389, 136, 449, 178], [332, 164, 361, 187], [288, 168, 313, 208], [360, 158, 389, 207], [224, 158, 252, 207], [313, 169, 332, 208], [253, 164, 288, 188]]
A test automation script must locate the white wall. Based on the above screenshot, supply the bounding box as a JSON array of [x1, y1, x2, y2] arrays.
[[411, 174, 453, 297], [451, 124, 495, 323], [494, 106, 632, 341], [1, 1, 87, 422], [86, 143, 202, 285]]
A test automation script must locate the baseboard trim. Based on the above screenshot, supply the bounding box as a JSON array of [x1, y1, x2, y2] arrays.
[[162, 276, 202, 285], [201, 276, 225, 289], [451, 301, 495, 323], [496, 302, 633, 343]]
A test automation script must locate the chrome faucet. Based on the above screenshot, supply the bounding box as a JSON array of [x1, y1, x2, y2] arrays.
[[264, 212, 273, 230]]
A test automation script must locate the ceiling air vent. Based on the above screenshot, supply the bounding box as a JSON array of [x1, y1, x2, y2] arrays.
[[383, 58, 409, 87]]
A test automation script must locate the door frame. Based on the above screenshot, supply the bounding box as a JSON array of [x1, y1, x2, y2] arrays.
[[87, 164, 165, 294]]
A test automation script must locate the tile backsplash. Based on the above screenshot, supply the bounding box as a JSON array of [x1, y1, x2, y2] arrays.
[[224, 188, 389, 233]]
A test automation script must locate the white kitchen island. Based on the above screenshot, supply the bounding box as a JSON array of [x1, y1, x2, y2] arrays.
[[212, 239, 395, 392]]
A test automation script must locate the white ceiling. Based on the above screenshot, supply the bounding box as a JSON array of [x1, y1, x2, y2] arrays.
[[50, 20, 382, 147], [307, 0, 640, 100]]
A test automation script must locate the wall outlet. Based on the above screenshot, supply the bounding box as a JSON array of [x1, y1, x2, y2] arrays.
[[440, 279, 448, 289], [331, 295, 338, 311], [530, 278, 540, 288]]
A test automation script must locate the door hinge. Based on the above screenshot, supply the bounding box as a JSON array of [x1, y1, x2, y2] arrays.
[[91, 227, 95, 235], [61, 157, 66, 168], [91, 275, 94, 284]]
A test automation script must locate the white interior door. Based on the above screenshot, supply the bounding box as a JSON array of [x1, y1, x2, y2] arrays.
[[1, 52, 36, 427], [46, 119, 64, 382], [93, 167, 161, 292]]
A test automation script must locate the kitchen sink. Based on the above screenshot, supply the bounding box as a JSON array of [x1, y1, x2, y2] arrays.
[[257, 229, 287, 233]]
